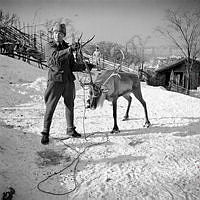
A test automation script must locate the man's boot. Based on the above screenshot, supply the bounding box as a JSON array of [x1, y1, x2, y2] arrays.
[[67, 127, 81, 138], [41, 132, 49, 145]]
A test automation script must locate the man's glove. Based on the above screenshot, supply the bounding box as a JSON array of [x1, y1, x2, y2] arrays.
[[85, 62, 95, 71], [70, 42, 79, 52]]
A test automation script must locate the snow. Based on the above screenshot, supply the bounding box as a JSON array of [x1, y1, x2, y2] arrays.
[[0, 55, 200, 199]]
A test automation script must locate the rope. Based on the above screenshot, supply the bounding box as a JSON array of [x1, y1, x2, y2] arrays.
[[37, 114, 109, 196], [82, 85, 88, 140], [76, 71, 92, 140], [37, 72, 110, 196]]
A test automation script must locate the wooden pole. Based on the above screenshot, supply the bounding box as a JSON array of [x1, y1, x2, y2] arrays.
[[40, 31, 42, 52], [23, 22, 25, 34]]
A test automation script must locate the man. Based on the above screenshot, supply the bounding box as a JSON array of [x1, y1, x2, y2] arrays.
[[41, 23, 86, 145], [93, 46, 101, 71]]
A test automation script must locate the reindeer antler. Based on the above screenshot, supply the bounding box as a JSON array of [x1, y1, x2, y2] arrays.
[[77, 33, 83, 44], [82, 35, 95, 47], [74, 34, 95, 86]]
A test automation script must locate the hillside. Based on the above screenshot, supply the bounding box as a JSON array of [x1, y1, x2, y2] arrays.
[[0, 55, 47, 107], [0, 55, 200, 200]]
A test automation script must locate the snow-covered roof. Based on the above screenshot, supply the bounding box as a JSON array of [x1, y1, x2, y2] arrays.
[[155, 58, 200, 73]]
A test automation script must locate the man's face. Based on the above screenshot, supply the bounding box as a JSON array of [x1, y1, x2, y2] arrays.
[[53, 31, 64, 42]]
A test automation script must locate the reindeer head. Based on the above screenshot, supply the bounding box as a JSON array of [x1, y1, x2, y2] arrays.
[[87, 84, 103, 109]]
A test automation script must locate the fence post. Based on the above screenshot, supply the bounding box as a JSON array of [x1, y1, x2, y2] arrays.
[[40, 31, 43, 52]]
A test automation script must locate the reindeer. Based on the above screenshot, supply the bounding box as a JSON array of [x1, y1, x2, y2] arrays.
[[73, 35, 151, 133], [86, 69, 151, 133]]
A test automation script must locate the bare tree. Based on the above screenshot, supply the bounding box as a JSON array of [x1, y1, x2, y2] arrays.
[[110, 43, 125, 70], [156, 9, 200, 94], [126, 35, 150, 76], [0, 9, 18, 26]]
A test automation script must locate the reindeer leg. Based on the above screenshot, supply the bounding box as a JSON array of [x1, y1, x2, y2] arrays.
[[133, 89, 151, 128], [122, 94, 132, 121], [111, 99, 120, 133]]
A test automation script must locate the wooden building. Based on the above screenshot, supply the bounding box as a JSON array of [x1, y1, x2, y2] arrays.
[[155, 58, 200, 91]]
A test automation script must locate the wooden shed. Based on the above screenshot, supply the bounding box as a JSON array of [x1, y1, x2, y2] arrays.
[[155, 58, 200, 90]]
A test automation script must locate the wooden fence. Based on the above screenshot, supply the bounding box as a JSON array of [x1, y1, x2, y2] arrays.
[[169, 81, 188, 94], [0, 23, 48, 68]]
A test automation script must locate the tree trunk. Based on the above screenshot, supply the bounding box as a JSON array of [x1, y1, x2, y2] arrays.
[[139, 62, 144, 80], [186, 62, 191, 95]]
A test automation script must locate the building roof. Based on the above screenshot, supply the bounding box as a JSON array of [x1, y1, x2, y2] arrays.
[[155, 58, 186, 73], [155, 58, 200, 73]]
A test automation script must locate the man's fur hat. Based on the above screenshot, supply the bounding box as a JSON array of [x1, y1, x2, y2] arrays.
[[52, 23, 66, 36]]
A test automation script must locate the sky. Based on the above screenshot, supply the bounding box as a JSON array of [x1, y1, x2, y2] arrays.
[[1, 0, 200, 46]]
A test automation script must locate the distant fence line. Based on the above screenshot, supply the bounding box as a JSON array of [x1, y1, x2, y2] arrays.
[[0, 23, 50, 68], [0, 23, 141, 71]]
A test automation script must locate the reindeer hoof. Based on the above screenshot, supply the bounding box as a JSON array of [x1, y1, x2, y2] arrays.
[[110, 128, 120, 134], [143, 122, 151, 128], [122, 116, 129, 121]]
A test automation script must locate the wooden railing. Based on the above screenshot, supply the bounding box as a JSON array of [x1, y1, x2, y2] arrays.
[[169, 81, 188, 94]]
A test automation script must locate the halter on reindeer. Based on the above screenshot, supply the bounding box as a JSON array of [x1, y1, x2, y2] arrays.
[[75, 37, 151, 133]]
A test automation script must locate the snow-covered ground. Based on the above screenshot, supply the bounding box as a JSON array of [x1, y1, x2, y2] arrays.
[[0, 55, 200, 200]]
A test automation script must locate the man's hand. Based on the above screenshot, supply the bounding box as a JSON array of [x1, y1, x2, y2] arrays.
[[86, 63, 95, 71], [70, 42, 79, 52]]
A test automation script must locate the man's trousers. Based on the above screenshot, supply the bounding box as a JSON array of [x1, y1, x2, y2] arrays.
[[42, 80, 75, 134]]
